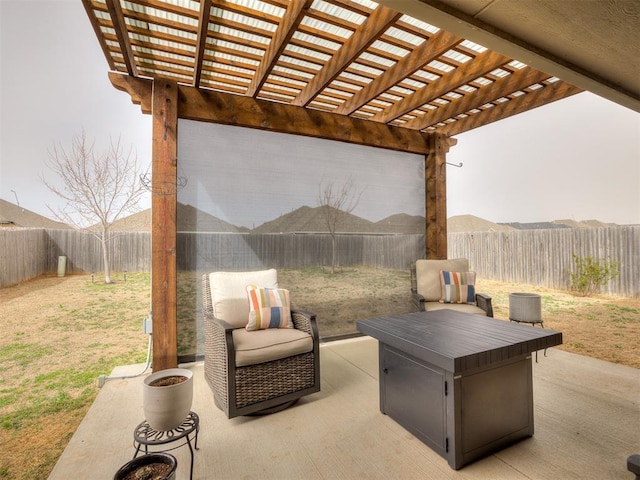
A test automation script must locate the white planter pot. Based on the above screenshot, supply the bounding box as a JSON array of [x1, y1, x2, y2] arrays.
[[509, 292, 542, 323], [143, 368, 193, 431]]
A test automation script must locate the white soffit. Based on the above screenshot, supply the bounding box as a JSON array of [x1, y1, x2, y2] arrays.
[[374, 0, 640, 113]]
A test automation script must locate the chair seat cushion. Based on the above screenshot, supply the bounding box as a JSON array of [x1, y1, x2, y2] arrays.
[[232, 327, 313, 367], [425, 302, 486, 316]]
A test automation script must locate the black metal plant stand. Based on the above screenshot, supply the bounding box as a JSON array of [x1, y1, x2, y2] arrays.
[[133, 411, 199, 480]]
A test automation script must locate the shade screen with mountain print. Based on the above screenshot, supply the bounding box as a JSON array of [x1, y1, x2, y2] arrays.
[[176, 119, 426, 360]]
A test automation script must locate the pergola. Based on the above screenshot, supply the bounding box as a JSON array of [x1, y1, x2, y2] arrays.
[[81, 0, 639, 370]]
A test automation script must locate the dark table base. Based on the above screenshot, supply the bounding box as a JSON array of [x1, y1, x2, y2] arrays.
[[357, 310, 562, 470], [380, 343, 533, 469]]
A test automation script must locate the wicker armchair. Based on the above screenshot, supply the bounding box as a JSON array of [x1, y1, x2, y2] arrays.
[[410, 259, 493, 317], [202, 269, 320, 418]]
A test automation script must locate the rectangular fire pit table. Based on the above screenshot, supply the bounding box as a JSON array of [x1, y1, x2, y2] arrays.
[[356, 310, 562, 470]]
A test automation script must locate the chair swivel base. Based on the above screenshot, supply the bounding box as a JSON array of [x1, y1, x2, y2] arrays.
[[247, 399, 299, 416]]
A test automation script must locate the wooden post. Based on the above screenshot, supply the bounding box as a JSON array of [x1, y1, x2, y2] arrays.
[[151, 78, 178, 371], [425, 133, 450, 259]]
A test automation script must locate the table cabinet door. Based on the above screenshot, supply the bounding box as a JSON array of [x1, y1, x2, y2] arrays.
[[380, 345, 447, 456], [457, 355, 533, 464]]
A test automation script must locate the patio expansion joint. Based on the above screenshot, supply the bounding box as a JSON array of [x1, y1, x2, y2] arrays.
[[321, 340, 378, 381], [493, 454, 534, 479]]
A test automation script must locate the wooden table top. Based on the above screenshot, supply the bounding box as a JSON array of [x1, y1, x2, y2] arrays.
[[357, 310, 563, 373]]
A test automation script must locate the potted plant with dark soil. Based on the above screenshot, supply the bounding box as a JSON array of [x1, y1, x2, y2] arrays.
[[143, 368, 193, 431], [113, 452, 177, 480]]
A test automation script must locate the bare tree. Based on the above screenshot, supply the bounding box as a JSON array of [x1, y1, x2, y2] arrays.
[[318, 177, 363, 274], [41, 130, 146, 284]]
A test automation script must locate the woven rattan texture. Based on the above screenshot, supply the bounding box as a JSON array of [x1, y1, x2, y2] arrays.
[[235, 352, 316, 408], [203, 317, 229, 410]]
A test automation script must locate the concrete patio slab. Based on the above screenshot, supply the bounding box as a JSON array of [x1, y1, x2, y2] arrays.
[[49, 337, 639, 479]]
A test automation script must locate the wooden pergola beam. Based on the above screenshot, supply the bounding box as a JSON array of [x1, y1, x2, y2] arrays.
[[193, 0, 213, 88], [104, 0, 138, 76], [335, 29, 462, 116], [409, 67, 552, 130], [292, 5, 402, 107], [375, 48, 510, 124], [109, 73, 431, 154], [439, 80, 583, 136], [246, 0, 313, 97], [82, 0, 116, 71], [178, 85, 430, 153]]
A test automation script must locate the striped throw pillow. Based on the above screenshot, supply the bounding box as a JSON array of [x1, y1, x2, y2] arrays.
[[246, 285, 293, 331], [439, 271, 477, 304]]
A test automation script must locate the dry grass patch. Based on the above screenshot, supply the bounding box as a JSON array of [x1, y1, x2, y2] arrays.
[[0, 409, 86, 479], [476, 279, 640, 368], [0, 273, 150, 480]]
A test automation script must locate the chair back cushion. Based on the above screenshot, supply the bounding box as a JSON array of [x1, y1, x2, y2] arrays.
[[415, 258, 469, 302], [208, 269, 278, 329]]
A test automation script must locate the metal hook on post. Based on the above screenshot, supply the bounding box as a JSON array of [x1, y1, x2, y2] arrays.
[[440, 161, 463, 172]]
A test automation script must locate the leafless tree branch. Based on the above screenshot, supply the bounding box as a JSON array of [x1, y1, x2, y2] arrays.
[[40, 129, 145, 283], [318, 176, 363, 273]]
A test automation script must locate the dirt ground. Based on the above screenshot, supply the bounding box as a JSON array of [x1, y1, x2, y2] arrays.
[[0, 273, 151, 480], [0, 269, 638, 479], [475, 278, 640, 367]]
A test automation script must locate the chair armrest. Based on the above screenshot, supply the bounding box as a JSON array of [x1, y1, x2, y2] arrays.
[[203, 314, 236, 360], [291, 308, 320, 340], [203, 313, 236, 408], [204, 313, 235, 332], [410, 263, 418, 294], [475, 293, 494, 317], [411, 292, 426, 311], [291, 309, 320, 391], [410, 263, 426, 311], [204, 314, 238, 363]]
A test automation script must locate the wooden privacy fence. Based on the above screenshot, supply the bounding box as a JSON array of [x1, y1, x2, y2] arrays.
[[0, 229, 49, 288], [0, 229, 423, 287], [177, 232, 424, 271], [448, 226, 639, 297], [1, 227, 638, 296], [0, 229, 151, 287], [44, 229, 151, 274]]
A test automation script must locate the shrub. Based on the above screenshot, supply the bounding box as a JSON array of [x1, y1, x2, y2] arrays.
[[570, 254, 620, 296]]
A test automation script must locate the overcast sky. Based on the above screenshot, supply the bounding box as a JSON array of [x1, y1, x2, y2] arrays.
[[1, 0, 639, 228]]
